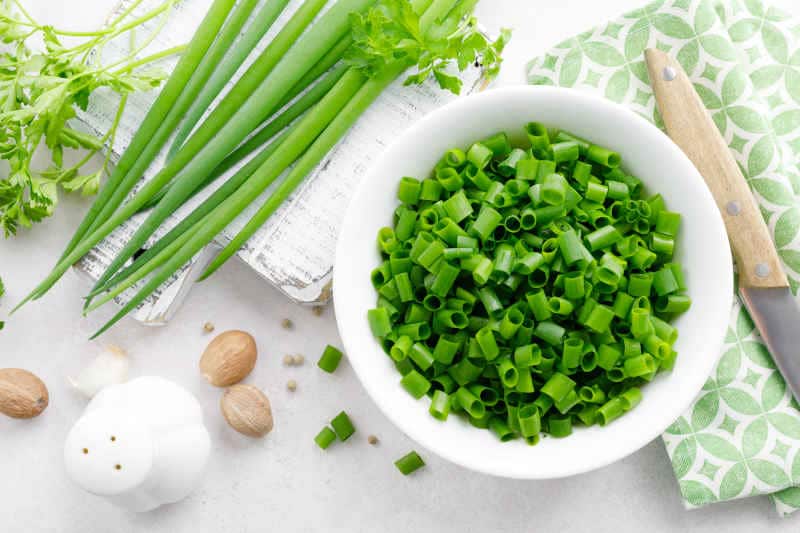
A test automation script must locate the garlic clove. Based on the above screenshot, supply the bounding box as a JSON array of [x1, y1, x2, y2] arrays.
[[69, 345, 130, 399]]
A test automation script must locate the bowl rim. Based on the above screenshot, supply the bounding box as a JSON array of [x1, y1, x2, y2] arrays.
[[333, 85, 733, 479]]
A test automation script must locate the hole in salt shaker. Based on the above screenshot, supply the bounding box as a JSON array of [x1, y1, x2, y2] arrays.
[[115, 464, 122, 471]]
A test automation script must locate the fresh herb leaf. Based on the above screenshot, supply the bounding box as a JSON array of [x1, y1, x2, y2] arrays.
[[346, 0, 511, 94], [0, 0, 180, 236]]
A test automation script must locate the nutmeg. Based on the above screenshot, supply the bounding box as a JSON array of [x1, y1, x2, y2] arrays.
[[199, 330, 257, 387], [220, 384, 273, 438], [0, 368, 49, 419]]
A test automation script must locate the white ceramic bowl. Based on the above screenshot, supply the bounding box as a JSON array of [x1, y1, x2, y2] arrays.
[[334, 86, 732, 479]]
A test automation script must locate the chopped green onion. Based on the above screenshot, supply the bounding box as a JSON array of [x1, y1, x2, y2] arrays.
[[365, 125, 691, 442], [331, 411, 356, 441], [314, 426, 337, 449], [394, 451, 425, 475], [318, 345, 344, 374]]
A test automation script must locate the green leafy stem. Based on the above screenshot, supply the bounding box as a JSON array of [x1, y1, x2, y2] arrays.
[[0, 0, 185, 236], [346, 0, 511, 95]]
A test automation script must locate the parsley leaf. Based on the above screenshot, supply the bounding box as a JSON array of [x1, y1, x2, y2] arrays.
[[0, 0, 176, 236], [346, 0, 511, 95]]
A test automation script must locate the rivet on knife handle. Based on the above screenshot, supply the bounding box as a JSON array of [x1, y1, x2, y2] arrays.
[[644, 48, 788, 290]]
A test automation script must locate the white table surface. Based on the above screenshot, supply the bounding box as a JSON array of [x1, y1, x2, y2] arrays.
[[1, 0, 799, 531]]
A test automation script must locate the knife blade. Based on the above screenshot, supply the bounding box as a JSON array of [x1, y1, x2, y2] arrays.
[[644, 48, 800, 402]]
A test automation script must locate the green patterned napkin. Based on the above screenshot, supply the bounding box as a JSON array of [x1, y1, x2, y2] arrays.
[[527, 0, 800, 516]]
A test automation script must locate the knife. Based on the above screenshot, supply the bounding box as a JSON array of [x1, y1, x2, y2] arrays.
[[644, 48, 800, 402]]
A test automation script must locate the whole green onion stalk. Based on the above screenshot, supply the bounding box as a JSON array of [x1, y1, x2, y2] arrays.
[[86, 125, 296, 302], [15, 0, 375, 311], [139, 62, 350, 213], [165, 0, 294, 161], [200, 0, 491, 277], [85, 0, 371, 298], [87, 69, 370, 337], [75, 0, 270, 238], [79, 0, 322, 274], [199, 62, 407, 280], [19, 0, 510, 339], [54, 0, 239, 266]]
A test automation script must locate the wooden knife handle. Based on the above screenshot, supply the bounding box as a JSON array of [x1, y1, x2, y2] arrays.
[[645, 48, 788, 289]]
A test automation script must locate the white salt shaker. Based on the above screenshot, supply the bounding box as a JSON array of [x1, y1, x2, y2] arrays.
[[64, 377, 211, 512]]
